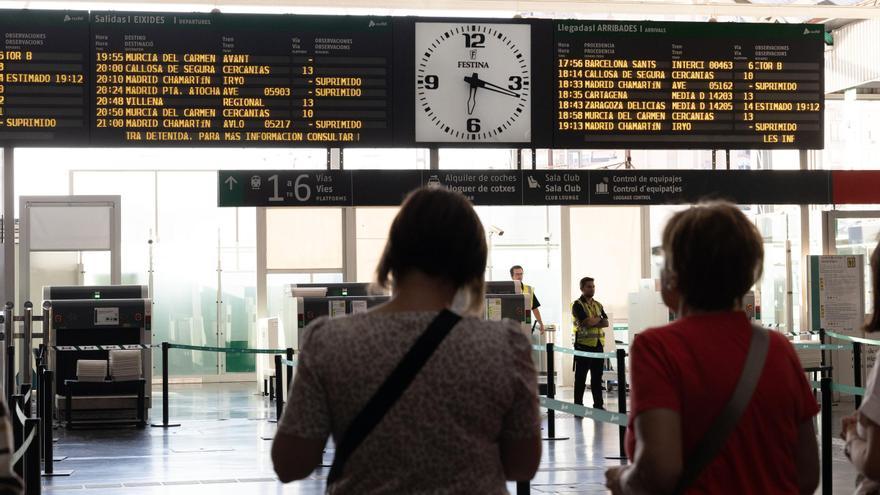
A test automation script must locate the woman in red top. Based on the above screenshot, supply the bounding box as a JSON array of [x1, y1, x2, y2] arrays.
[[605, 202, 819, 494]]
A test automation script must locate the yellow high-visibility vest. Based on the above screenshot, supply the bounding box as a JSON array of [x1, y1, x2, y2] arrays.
[[572, 298, 605, 347], [522, 283, 535, 309]]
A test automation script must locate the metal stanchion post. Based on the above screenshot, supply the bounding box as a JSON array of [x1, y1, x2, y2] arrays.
[[12, 394, 22, 480], [821, 377, 832, 495], [6, 345, 13, 407], [2, 303, 11, 400], [616, 348, 628, 459], [546, 343, 555, 438], [542, 344, 567, 442], [285, 348, 294, 388], [25, 418, 40, 495], [516, 480, 529, 494], [42, 369, 50, 472], [274, 355, 283, 422], [151, 342, 179, 428], [269, 372, 275, 401], [854, 342, 863, 409], [35, 366, 44, 446], [22, 302, 32, 386], [42, 369, 71, 477]]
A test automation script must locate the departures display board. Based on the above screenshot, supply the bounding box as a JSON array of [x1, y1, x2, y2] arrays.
[[90, 12, 392, 146], [0, 10, 826, 149], [554, 21, 824, 149], [0, 10, 89, 144]]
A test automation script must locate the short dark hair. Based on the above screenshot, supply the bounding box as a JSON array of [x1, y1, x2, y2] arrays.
[[375, 187, 486, 310], [510, 265, 523, 276], [867, 243, 880, 333], [579, 277, 594, 289], [662, 201, 763, 311]]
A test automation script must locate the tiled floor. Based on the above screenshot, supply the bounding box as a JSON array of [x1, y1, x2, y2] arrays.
[[39, 383, 855, 494]]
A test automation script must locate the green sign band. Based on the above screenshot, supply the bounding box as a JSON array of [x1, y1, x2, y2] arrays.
[[826, 330, 880, 347], [168, 343, 289, 355], [539, 397, 628, 426], [833, 383, 866, 396], [807, 380, 865, 396]]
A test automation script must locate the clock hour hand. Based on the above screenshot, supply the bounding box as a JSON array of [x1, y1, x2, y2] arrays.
[[463, 73, 520, 98], [467, 85, 477, 115]]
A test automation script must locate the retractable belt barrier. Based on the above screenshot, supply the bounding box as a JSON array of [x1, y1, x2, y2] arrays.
[[819, 329, 880, 409], [151, 342, 295, 429], [530, 343, 629, 464], [168, 343, 288, 354]]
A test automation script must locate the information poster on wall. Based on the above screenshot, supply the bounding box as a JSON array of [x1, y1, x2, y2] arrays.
[[809, 254, 866, 398], [810, 255, 864, 334], [486, 297, 502, 321]]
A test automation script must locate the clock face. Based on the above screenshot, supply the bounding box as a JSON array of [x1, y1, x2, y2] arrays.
[[415, 22, 531, 143]]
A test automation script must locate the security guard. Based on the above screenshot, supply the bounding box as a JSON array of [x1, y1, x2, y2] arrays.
[[571, 276, 608, 409], [510, 265, 544, 333]]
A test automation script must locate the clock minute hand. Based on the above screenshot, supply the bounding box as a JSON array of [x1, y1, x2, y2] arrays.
[[465, 74, 520, 98], [480, 79, 520, 98]]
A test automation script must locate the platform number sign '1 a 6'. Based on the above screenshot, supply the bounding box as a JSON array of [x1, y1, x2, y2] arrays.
[[218, 171, 352, 207]]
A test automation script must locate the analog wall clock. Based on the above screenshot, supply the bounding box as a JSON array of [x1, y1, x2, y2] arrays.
[[415, 22, 532, 143]]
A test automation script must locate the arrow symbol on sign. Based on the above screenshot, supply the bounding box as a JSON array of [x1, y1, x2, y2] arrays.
[[225, 176, 238, 191]]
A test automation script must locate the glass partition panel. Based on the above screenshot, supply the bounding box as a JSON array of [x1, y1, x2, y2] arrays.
[[355, 207, 398, 282], [343, 149, 429, 169], [71, 170, 156, 284], [569, 206, 642, 322], [266, 208, 343, 270], [439, 149, 516, 169], [476, 205, 562, 330], [153, 171, 221, 376], [832, 217, 880, 310]]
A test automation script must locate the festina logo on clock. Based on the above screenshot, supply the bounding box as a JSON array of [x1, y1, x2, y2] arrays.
[[415, 22, 532, 143]]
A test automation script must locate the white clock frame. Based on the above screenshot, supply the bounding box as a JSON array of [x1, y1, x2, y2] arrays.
[[415, 22, 532, 143]]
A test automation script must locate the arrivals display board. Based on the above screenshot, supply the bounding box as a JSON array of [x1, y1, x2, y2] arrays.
[[0, 10, 826, 149], [0, 10, 89, 144], [553, 21, 824, 149], [90, 12, 393, 146]]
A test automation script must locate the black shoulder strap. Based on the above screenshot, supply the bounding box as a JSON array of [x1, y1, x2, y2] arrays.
[[326, 309, 462, 485], [674, 323, 770, 494]]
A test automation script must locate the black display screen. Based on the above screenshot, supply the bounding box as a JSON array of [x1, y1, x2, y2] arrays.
[[90, 12, 393, 146], [553, 21, 824, 149], [0, 11, 827, 150], [0, 10, 89, 144]]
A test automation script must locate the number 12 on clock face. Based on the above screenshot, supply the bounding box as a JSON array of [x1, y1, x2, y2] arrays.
[[414, 22, 532, 143]]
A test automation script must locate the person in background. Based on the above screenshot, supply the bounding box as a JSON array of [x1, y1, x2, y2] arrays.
[[842, 240, 880, 494], [606, 201, 819, 494], [272, 187, 541, 494], [571, 276, 609, 409], [510, 265, 544, 334]]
